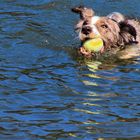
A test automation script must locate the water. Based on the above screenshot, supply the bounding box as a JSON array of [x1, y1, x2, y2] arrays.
[[0, 0, 140, 139]]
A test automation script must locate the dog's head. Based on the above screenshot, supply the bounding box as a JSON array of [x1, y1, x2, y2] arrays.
[[80, 17, 121, 47], [72, 6, 137, 56], [72, 7, 120, 48]]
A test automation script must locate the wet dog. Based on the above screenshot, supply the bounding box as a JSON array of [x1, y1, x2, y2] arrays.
[[72, 6, 140, 58]]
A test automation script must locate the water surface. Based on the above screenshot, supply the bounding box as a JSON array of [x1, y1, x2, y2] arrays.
[[0, 0, 140, 139]]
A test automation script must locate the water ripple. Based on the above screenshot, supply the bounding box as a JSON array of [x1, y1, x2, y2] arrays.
[[0, 0, 140, 139]]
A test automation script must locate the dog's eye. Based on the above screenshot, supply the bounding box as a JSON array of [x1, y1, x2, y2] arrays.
[[101, 24, 108, 29]]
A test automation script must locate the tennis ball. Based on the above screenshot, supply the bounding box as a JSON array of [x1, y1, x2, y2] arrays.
[[83, 38, 103, 52]]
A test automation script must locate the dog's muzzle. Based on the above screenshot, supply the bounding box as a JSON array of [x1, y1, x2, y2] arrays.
[[81, 26, 92, 35]]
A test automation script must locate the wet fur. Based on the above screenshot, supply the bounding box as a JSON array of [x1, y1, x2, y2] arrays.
[[72, 6, 140, 57]]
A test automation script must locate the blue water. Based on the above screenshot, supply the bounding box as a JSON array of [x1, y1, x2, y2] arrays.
[[0, 0, 140, 139]]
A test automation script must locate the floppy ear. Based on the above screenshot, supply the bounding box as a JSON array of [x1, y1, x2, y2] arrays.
[[71, 6, 94, 19], [119, 21, 137, 41], [71, 6, 85, 14]]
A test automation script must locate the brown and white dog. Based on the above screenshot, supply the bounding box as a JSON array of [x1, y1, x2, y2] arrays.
[[72, 6, 140, 58]]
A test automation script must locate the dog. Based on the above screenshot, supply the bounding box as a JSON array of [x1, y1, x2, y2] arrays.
[[72, 6, 140, 58]]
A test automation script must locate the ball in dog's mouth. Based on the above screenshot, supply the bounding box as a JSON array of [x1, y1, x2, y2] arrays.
[[83, 38, 103, 52]]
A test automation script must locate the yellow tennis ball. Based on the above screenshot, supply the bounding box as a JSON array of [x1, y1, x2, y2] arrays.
[[83, 38, 103, 52]]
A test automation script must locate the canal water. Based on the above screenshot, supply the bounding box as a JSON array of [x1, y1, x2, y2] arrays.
[[0, 0, 140, 139]]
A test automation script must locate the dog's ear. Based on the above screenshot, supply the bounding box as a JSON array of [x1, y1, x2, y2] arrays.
[[71, 6, 85, 14], [71, 6, 94, 19], [119, 21, 137, 40]]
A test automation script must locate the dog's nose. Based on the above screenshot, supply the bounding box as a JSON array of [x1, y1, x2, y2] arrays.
[[82, 26, 92, 35]]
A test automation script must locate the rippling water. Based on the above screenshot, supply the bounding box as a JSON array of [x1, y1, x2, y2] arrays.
[[0, 0, 140, 139]]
